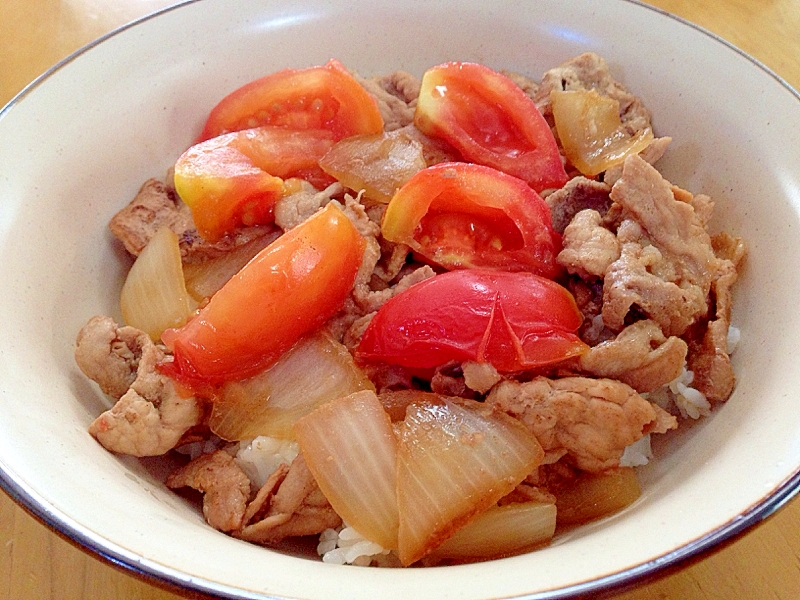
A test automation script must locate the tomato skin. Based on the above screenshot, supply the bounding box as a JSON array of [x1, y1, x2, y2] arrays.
[[161, 203, 366, 386], [414, 62, 568, 193], [355, 269, 588, 373], [174, 126, 335, 241], [381, 162, 562, 278], [197, 59, 384, 142]]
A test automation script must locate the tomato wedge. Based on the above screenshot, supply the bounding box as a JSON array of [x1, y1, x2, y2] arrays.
[[161, 203, 366, 387], [174, 126, 336, 241], [355, 269, 588, 373], [381, 162, 562, 277], [197, 59, 384, 142], [414, 62, 568, 192]]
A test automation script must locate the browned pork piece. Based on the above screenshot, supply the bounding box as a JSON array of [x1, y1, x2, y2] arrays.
[[75, 316, 202, 456], [487, 376, 676, 472], [166, 450, 251, 532], [577, 320, 688, 394], [558, 208, 621, 280], [601, 154, 722, 337], [545, 177, 613, 234], [686, 232, 746, 402], [110, 178, 278, 262], [533, 52, 652, 136], [236, 454, 341, 544], [273, 181, 344, 230], [356, 71, 420, 132]]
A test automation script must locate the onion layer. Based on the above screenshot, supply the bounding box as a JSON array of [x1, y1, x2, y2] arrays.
[[555, 467, 641, 525], [120, 226, 196, 341], [295, 390, 399, 550], [183, 234, 276, 302], [396, 397, 544, 566], [426, 501, 556, 563], [209, 331, 374, 440]]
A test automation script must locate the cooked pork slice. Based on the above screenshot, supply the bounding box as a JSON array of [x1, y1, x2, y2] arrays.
[[110, 178, 278, 263], [109, 179, 194, 256], [567, 278, 615, 346], [487, 376, 676, 472], [462, 361, 503, 394], [687, 232, 746, 402], [602, 155, 721, 337], [501, 70, 540, 101], [353, 264, 435, 315], [546, 177, 613, 235], [75, 315, 147, 399], [273, 181, 343, 230], [558, 209, 621, 280], [166, 450, 251, 532], [357, 71, 421, 131], [237, 454, 341, 545], [577, 320, 688, 393], [534, 52, 652, 136], [77, 316, 202, 456]]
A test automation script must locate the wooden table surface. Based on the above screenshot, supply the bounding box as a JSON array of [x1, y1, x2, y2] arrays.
[[2, 1, 800, 598]]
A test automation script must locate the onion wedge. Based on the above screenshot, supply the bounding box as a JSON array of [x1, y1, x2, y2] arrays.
[[396, 397, 544, 566], [426, 501, 556, 563], [294, 390, 399, 550], [209, 331, 374, 441], [183, 233, 277, 302], [555, 467, 641, 525], [120, 226, 196, 341]]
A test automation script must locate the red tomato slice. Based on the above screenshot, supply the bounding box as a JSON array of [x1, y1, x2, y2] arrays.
[[197, 59, 384, 142], [355, 269, 588, 373], [414, 62, 568, 192], [174, 126, 336, 241], [381, 162, 562, 277], [161, 203, 366, 387]]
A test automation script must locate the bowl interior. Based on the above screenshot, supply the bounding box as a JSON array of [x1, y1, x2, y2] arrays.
[[1, 0, 800, 598]]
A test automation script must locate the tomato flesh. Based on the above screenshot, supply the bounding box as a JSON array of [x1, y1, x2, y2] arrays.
[[414, 62, 568, 192], [381, 162, 562, 277], [197, 59, 384, 142], [173, 126, 335, 241], [161, 203, 366, 386], [355, 269, 588, 372]]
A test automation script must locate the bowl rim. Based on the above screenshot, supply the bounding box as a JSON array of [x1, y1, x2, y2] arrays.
[[2, 0, 800, 598]]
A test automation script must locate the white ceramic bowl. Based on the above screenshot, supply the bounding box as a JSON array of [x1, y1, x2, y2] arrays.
[[2, 0, 800, 598]]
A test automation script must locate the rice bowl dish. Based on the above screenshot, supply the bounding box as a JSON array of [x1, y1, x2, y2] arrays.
[[1, 0, 800, 598]]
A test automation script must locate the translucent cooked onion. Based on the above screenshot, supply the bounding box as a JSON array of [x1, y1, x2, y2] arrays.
[[319, 129, 427, 203], [550, 89, 654, 176], [555, 467, 641, 525], [396, 397, 544, 566], [295, 390, 399, 550], [183, 233, 276, 302], [120, 226, 196, 341], [426, 501, 556, 563], [209, 331, 374, 441], [378, 390, 444, 422]]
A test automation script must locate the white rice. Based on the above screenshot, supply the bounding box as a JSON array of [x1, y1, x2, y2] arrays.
[[234, 436, 299, 489], [318, 525, 398, 567], [727, 324, 741, 353], [669, 368, 711, 419], [619, 433, 653, 467]]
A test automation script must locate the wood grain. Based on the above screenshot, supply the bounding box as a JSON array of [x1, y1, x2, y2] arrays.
[[2, 1, 799, 598]]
